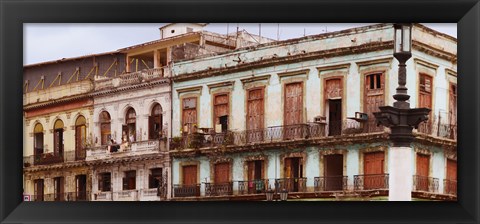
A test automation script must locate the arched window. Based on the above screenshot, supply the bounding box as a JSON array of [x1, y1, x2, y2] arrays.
[[53, 119, 64, 156], [99, 111, 111, 145], [149, 104, 163, 139], [34, 123, 44, 156], [75, 116, 86, 160], [123, 108, 136, 142]]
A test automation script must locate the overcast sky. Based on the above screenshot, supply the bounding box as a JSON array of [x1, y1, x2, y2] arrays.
[[23, 23, 456, 65]]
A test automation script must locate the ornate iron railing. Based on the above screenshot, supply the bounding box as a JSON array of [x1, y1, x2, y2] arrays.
[[33, 152, 64, 165], [173, 184, 201, 197], [238, 179, 270, 195], [443, 179, 457, 196], [354, 174, 389, 191], [412, 175, 439, 193], [314, 176, 348, 192], [417, 116, 457, 140], [274, 178, 307, 193], [205, 182, 234, 196]]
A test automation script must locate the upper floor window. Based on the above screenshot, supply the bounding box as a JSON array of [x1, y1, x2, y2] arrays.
[[98, 172, 111, 192], [34, 123, 44, 155], [367, 73, 383, 90], [149, 168, 163, 189], [214, 93, 229, 132], [123, 170, 136, 190], [182, 97, 197, 133], [99, 111, 111, 145], [149, 104, 163, 140], [419, 74, 432, 93], [53, 119, 64, 155], [123, 108, 136, 142]]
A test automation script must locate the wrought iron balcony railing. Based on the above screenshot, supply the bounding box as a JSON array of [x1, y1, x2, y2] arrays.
[[32, 191, 90, 201], [274, 177, 308, 193], [205, 182, 234, 196], [354, 174, 389, 191], [238, 179, 270, 195], [314, 176, 348, 192], [173, 184, 201, 197], [412, 175, 439, 193], [443, 179, 457, 196]]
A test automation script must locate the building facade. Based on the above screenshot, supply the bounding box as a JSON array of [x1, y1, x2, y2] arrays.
[[169, 23, 457, 200], [23, 23, 272, 201]]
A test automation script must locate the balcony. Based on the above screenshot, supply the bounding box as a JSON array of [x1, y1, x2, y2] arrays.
[[237, 179, 269, 195], [314, 176, 349, 192], [32, 152, 64, 165], [94, 67, 167, 91], [417, 117, 457, 141], [354, 174, 389, 191], [170, 120, 384, 151], [443, 179, 457, 196], [205, 182, 234, 196], [412, 175, 439, 193], [113, 190, 139, 201], [274, 178, 307, 193], [173, 184, 201, 197], [94, 191, 113, 201], [33, 191, 90, 201], [86, 139, 166, 161]]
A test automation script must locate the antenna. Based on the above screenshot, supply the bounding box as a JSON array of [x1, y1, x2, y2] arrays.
[[277, 23, 280, 41], [304, 28, 306, 37], [259, 23, 262, 44], [227, 23, 229, 36]]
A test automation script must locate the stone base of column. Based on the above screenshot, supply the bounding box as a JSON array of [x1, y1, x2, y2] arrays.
[[388, 146, 413, 201]]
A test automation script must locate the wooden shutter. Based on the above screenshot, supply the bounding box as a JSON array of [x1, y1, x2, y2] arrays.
[[182, 97, 197, 133], [214, 162, 230, 183], [75, 126, 83, 151], [364, 74, 385, 121], [246, 88, 265, 142], [416, 154, 430, 177], [419, 74, 433, 109], [284, 83, 303, 125], [364, 152, 384, 175], [183, 165, 197, 185], [449, 83, 457, 125], [284, 158, 293, 178], [214, 94, 229, 125], [101, 122, 111, 145], [446, 159, 457, 181]]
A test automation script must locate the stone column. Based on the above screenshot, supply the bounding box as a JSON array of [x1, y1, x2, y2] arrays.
[[388, 146, 413, 201]]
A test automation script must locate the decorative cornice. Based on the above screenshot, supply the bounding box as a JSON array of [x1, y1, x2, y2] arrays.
[[277, 69, 310, 79], [176, 86, 203, 95], [355, 57, 393, 67], [414, 58, 439, 70], [207, 81, 235, 89], [240, 74, 271, 85], [317, 63, 350, 73]]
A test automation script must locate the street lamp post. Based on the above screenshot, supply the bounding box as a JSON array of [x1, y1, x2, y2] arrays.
[[373, 23, 430, 201]]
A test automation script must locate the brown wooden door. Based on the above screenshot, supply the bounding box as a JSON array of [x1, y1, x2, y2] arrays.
[[214, 162, 230, 184], [284, 82, 303, 139], [182, 98, 197, 133], [365, 73, 385, 132], [416, 154, 430, 191], [75, 125, 86, 160], [54, 177, 64, 201], [324, 154, 343, 191], [284, 82, 303, 125], [183, 165, 197, 185], [364, 151, 385, 189], [247, 88, 264, 142], [34, 179, 44, 201], [76, 175, 87, 200], [284, 158, 301, 192], [446, 159, 457, 181]]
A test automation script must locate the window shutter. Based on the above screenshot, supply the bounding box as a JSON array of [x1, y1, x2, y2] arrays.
[[122, 125, 128, 142]]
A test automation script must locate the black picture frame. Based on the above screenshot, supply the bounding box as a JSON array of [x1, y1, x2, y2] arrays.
[[1, 0, 479, 223]]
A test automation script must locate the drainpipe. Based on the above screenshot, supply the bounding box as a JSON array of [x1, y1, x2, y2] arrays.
[[169, 55, 174, 200]]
